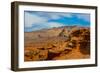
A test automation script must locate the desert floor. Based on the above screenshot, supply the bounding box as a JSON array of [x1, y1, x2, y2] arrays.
[[24, 26, 90, 61]]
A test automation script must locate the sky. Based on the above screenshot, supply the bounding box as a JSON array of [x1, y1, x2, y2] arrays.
[[24, 11, 90, 32]]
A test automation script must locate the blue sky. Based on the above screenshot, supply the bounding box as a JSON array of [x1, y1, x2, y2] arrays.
[[24, 11, 90, 32]]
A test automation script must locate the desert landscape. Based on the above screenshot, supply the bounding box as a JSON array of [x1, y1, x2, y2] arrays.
[[24, 26, 90, 61]]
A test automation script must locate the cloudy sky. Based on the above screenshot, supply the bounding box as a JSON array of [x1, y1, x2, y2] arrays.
[[24, 11, 90, 32]]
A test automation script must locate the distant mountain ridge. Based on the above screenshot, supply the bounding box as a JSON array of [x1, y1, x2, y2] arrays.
[[25, 26, 89, 40]]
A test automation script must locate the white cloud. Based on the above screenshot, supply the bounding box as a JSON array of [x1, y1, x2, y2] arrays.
[[25, 11, 90, 32], [34, 12, 72, 20], [46, 12, 72, 20], [76, 14, 90, 22], [25, 21, 66, 31], [47, 22, 65, 28], [24, 12, 67, 29], [24, 12, 72, 31], [25, 12, 47, 27]]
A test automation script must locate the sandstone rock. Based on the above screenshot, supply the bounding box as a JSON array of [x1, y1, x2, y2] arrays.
[[25, 26, 90, 61]]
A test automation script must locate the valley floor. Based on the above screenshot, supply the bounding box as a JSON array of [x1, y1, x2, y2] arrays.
[[24, 36, 90, 61]]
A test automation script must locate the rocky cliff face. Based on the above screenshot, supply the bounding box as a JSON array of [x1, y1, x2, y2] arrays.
[[58, 28, 69, 37], [24, 26, 90, 61]]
